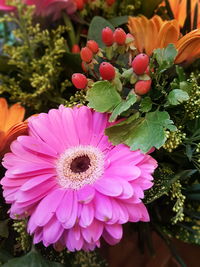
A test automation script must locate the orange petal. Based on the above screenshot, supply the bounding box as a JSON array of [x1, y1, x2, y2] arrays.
[[157, 20, 180, 48], [0, 98, 8, 132], [128, 16, 145, 53], [5, 103, 25, 132], [145, 19, 158, 55], [175, 37, 200, 64], [0, 121, 28, 158], [151, 15, 164, 32], [176, 0, 187, 28]]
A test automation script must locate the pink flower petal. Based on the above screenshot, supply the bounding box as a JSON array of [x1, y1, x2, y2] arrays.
[[77, 185, 95, 204], [74, 106, 93, 145], [94, 193, 112, 221], [94, 178, 123, 197], [15, 180, 56, 203], [18, 136, 58, 158], [105, 224, 123, 240], [43, 216, 64, 244], [20, 174, 55, 191], [105, 165, 141, 181], [103, 230, 120, 245], [81, 220, 103, 243], [33, 228, 43, 244], [56, 190, 73, 223], [67, 229, 84, 251], [79, 202, 94, 227], [57, 191, 78, 229], [31, 188, 65, 226], [28, 114, 64, 153], [60, 108, 80, 146], [110, 199, 129, 224]]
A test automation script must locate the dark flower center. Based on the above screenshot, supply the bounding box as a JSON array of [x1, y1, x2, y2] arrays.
[[70, 155, 91, 173]]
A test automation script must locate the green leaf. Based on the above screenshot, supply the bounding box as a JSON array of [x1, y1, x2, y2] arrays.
[[186, 184, 200, 193], [86, 81, 121, 112], [106, 110, 176, 153], [138, 74, 151, 81], [153, 44, 178, 72], [0, 219, 9, 238], [121, 68, 133, 80], [88, 16, 115, 48], [109, 16, 128, 27], [0, 249, 13, 264], [145, 168, 196, 203], [176, 66, 186, 82], [180, 81, 192, 93], [2, 249, 63, 267], [167, 89, 189, 105], [140, 97, 152, 112], [109, 93, 137, 122], [186, 144, 193, 161]]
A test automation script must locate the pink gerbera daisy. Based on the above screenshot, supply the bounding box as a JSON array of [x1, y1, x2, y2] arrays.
[[1, 106, 157, 251]]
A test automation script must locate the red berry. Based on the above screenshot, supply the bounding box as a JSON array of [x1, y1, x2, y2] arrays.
[[86, 40, 99, 54], [71, 44, 80, 54], [74, 0, 84, 10], [132, 53, 149, 75], [99, 62, 115, 81], [72, 73, 88, 89], [126, 33, 134, 43], [81, 61, 88, 72], [134, 80, 152, 95], [113, 28, 126, 45], [102, 27, 114, 46], [80, 47, 93, 63], [106, 0, 115, 6]]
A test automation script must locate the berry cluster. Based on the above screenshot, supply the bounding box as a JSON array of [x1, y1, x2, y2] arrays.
[[102, 27, 127, 46], [132, 54, 152, 95], [71, 27, 152, 98]]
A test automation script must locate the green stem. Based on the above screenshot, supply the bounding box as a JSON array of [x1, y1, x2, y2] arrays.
[[62, 12, 76, 48], [12, 6, 33, 58]]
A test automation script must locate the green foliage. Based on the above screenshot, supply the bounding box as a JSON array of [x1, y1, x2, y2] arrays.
[[163, 129, 186, 152], [106, 110, 176, 153], [109, 16, 128, 27], [88, 16, 114, 48], [13, 220, 31, 252], [87, 81, 121, 112], [167, 89, 189, 106], [0, 4, 78, 111], [144, 166, 175, 204], [185, 184, 200, 201], [109, 92, 137, 122], [65, 90, 87, 107], [184, 73, 200, 120], [153, 44, 178, 73], [0, 249, 13, 265], [140, 97, 152, 112], [73, 251, 108, 267], [0, 219, 9, 238], [170, 181, 186, 224], [118, 0, 142, 16], [2, 249, 63, 267]]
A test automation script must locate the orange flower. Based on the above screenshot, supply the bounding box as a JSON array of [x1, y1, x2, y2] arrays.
[[161, 0, 200, 29], [0, 98, 28, 158], [128, 15, 200, 64]]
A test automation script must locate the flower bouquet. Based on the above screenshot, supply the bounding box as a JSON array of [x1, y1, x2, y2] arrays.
[[0, 0, 199, 266]]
